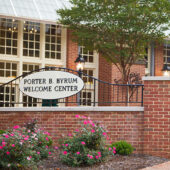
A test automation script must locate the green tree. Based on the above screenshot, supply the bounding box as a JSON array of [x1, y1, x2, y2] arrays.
[[57, 0, 170, 83]]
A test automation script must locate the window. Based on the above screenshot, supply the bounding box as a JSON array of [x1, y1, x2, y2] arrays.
[[164, 43, 170, 67], [0, 62, 17, 77], [0, 86, 15, 107], [144, 48, 150, 75], [45, 24, 61, 59], [80, 91, 93, 106], [23, 95, 38, 107], [22, 63, 40, 107], [0, 18, 18, 55], [79, 46, 94, 63], [23, 21, 40, 57], [82, 69, 93, 84], [23, 63, 39, 75], [80, 69, 94, 106]]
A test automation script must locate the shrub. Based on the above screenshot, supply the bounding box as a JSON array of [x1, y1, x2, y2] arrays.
[[60, 115, 115, 167], [0, 123, 53, 169], [111, 141, 134, 155]]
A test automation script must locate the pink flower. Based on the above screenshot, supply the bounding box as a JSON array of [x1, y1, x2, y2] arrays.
[[0, 146, 3, 149], [113, 150, 116, 154], [29, 156, 32, 158], [54, 146, 58, 150], [113, 147, 116, 150], [11, 144, 15, 147], [13, 125, 20, 129], [75, 115, 80, 118], [91, 123, 95, 127], [96, 155, 99, 159], [91, 129, 95, 133], [46, 146, 48, 148], [68, 133, 72, 137], [98, 154, 101, 157], [46, 137, 49, 141], [75, 129, 79, 132], [10, 133, 14, 136], [6, 151, 10, 155], [76, 152, 80, 155], [98, 152, 101, 155], [37, 152, 40, 154], [89, 155, 93, 159], [84, 121, 88, 125], [48, 152, 51, 155], [4, 135, 9, 138], [87, 154, 90, 157], [2, 142, 5, 146], [63, 151, 67, 155], [24, 137, 28, 141], [109, 147, 112, 151], [81, 141, 85, 145], [65, 144, 68, 147], [102, 132, 107, 136]]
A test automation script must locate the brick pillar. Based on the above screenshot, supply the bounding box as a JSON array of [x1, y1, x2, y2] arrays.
[[143, 77, 170, 158], [66, 29, 78, 70], [66, 29, 78, 106]]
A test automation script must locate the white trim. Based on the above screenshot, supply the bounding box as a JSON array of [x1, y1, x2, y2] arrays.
[[142, 76, 170, 81], [61, 28, 67, 67], [0, 106, 144, 112]]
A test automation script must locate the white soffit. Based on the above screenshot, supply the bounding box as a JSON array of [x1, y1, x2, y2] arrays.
[[0, 0, 71, 22]]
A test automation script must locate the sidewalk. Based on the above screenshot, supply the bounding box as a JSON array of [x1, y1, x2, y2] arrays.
[[141, 161, 170, 170]]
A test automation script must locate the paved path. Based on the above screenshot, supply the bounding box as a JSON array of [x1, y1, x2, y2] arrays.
[[141, 161, 170, 170]]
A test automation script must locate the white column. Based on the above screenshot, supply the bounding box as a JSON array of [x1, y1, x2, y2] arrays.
[[18, 20, 23, 107], [61, 27, 67, 68], [40, 23, 45, 68]]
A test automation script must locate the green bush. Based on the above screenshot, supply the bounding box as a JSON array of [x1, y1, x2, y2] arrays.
[[0, 122, 53, 169], [111, 141, 134, 155], [60, 115, 115, 167]]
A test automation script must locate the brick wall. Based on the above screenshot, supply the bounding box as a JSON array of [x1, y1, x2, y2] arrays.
[[0, 111, 144, 154], [143, 79, 170, 158]]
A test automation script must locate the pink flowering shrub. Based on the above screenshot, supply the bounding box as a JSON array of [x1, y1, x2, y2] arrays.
[[60, 115, 115, 167], [0, 121, 53, 169]]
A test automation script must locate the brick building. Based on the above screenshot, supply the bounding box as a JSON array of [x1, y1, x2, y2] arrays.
[[0, 0, 170, 158], [0, 0, 169, 107]]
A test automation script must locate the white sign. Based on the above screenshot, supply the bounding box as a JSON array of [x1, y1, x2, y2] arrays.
[[19, 71, 84, 99]]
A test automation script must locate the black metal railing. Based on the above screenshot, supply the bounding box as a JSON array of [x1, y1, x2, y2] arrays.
[[0, 67, 144, 107]]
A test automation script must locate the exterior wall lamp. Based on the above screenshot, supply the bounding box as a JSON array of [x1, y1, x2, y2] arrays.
[[162, 64, 170, 77], [75, 54, 85, 106], [75, 54, 85, 72]]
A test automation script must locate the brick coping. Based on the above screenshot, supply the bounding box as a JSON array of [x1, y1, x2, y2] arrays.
[[0, 106, 144, 112], [142, 76, 170, 81]]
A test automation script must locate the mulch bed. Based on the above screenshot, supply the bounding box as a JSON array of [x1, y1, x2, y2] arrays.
[[38, 150, 170, 170]]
